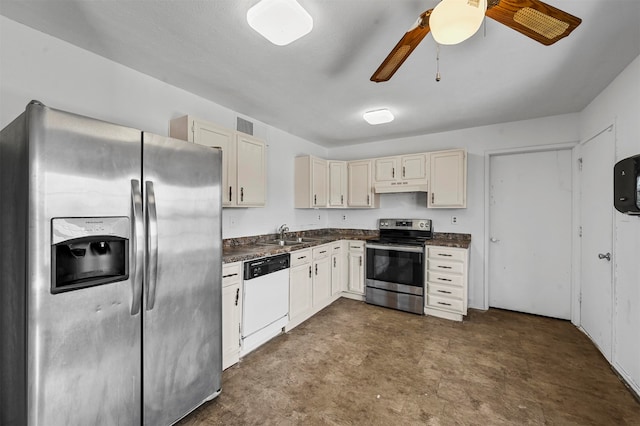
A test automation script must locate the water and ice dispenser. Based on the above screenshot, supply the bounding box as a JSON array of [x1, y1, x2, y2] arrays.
[[51, 217, 130, 293]]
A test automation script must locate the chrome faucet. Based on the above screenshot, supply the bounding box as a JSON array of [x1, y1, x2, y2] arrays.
[[278, 224, 289, 241]]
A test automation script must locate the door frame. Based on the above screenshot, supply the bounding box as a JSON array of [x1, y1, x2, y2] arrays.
[[483, 142, 580, 323]]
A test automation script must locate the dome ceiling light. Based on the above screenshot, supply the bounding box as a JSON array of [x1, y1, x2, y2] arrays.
[[247, 0, 313, 46]]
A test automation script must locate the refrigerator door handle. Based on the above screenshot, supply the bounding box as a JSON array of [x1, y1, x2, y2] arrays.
[[131, 179, 144, 315], [145, 180, 159, 311]]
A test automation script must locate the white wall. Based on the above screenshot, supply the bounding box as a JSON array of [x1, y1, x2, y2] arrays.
[[579, 55, 640, 395], [0, 16, 329, 239], [327, 114, 580, 309], [2, 16, 636, 358], [0, 17, 583, 310]]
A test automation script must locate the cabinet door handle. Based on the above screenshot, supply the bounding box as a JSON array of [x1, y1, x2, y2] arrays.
[[438, 253, 452, 257], [235, 288, 239, 306], [297, 255, 307, 260], [431, 193, 434, 204], [437, 290, 452, 294], [223, 273, 238, 278], [333, 258, 336, 267], [314, 194, 317, 205], [341, 195, 344, 204], [392, 167, 395, 178], [309, 266, 312, 278], [438, 265, 453, 269], [367, 195, 370, 205], [240, 187, 244, 202], [402, 166, 406, 178], [359, 256, 362, 267], [437, 301, 452, 306], [320, 250, 327, 254], [437, 277, 452, 282], [229, 186, 232, 202], [315, 264, 318, 275]]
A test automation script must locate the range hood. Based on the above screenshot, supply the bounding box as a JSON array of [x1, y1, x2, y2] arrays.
[[374, 182, 429, 193]]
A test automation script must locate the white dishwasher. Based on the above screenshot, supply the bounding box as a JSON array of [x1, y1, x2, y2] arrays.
[[241, 253, 290, 356]]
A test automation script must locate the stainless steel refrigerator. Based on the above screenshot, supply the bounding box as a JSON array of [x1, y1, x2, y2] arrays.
[[0, 101, 222, 425]]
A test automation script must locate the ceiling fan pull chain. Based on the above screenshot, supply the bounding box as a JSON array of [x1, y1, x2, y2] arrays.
[[435, 43, 442, 82]]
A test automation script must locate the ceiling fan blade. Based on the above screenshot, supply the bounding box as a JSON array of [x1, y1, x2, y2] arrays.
[[370, 9, 433, 83], [485, 0, 581, 46]]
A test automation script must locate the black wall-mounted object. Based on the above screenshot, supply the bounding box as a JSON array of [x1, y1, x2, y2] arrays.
[[614, 154, 640, 215]]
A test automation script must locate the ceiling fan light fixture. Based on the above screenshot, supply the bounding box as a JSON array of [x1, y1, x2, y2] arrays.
[[363, 109, 394, 125], [430, 0, 487, 45], [247, 0, 313, 46]]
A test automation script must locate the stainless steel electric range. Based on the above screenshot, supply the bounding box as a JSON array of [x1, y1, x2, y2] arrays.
[[365, 218, 433, 315]]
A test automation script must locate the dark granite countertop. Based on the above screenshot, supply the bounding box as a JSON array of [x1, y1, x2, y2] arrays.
[[222, 229, 378, 263], [223, 229, 471, 263], [425, 232, 472, 249]]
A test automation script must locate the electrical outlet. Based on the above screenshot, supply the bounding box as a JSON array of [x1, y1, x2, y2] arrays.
[[451, 216, 458, 225], [342, 215, 347, 221], [317, 214, 321, 221]]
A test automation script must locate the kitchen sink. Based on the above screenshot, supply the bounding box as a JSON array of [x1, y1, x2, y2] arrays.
[[259, 239, 303, 246], [258, 237, 325, 246], [289, 236, 325, 243]]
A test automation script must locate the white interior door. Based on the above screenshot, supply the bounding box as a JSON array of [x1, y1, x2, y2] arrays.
[[580, 127, 614, 360], [488, 149, 573, 319]]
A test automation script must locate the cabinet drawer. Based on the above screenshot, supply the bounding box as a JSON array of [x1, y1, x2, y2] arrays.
[[428, 283, 463, 299], [427, 247, 466, 262], [428, 259, 464, 274], [427, 271, 463, 287], [222, 262, 241, 287], [312, 245, 331, 259], [427, 294, 463, 313], [291, 248, 312, 267], [348, 241, 364, 251]]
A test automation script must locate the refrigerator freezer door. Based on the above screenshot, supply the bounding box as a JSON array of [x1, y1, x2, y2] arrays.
[[25, 103, 143, 425], [142, 133, 222, 425]]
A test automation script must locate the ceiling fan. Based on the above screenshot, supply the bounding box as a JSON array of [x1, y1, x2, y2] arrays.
[[370, 0, 582, 83]]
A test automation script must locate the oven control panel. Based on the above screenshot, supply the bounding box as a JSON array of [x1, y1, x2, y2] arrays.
[[378, 218, 432, 231]]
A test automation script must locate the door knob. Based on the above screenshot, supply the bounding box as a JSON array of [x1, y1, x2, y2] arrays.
[[598, 252, 611, 261], [490, 238, 500, 243]]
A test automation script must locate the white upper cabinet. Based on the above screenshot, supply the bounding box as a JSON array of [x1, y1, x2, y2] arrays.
[[328, 161, 347, 208], [374, 153, 429, 193], [402, 153, 428, 181], [236, 133, 266, 207], [348, 160, 378, 208], [170, 116, 266, 207], [374, 157, 397, 183], [295, 156, 328, 208], [428, 149, 467, 208]]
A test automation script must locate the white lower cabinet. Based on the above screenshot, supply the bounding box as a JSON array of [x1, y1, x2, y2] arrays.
[[346, 241, 365, 296], [330, 241, 345, 296], [222, 262, 242, 369], [287, 241, 353, 331], [312, 245, 331, 308], [288, 248, 313, 331], [425, 246, 469, 321]]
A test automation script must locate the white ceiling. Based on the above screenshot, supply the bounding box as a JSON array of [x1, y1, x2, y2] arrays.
[[1, 1, 639, 147]]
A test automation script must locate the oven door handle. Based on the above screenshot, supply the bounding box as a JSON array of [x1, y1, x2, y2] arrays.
[[365, 243, 424, 253]]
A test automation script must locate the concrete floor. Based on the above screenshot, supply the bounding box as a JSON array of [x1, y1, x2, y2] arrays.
[[180, 298, 640, 425]]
